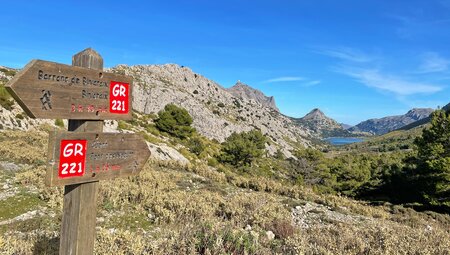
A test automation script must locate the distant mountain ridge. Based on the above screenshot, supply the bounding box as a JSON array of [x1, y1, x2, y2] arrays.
[[399, 103, 450, 131], [349, 108, 434, 135], [227, 81, 279, 111], [294, 108, 351, 138]]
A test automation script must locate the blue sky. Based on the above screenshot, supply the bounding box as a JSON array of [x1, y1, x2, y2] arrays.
[[1, 0, 449, 125]]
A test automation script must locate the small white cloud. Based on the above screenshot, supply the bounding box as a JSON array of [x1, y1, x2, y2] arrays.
[[303, 80, 321, 87], [316, 47, 373, 63], [419, 52, 449, 73], [338, 68, 443, 96], [264, 76, 305, 83]]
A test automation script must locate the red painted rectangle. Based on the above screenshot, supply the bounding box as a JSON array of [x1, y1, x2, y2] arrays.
[[59, 140, 87, 178], [109, 81, 129, 114]]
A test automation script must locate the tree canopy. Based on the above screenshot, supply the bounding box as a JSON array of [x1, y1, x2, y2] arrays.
[[218, 129, 267, 166], [155, 104, 195, 139], [413, 110, 450, 207]]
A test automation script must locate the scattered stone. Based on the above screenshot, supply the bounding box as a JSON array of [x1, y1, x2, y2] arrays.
[[0, 186, 19, 200], [147, 143, 189, 165], [291, 201, 371, 229], [266, 230, 275, 240], [0, 161, 21, 172], [0, 209, 46, 226]]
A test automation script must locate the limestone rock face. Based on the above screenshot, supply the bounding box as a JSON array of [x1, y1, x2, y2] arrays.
[[227, 81, 279, 112], [110, 64, 312, 156], [147, 143, 189, 165]]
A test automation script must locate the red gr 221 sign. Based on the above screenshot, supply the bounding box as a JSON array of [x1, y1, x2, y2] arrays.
[[110, 81, 129, 114], [59, 140, 87, 178]]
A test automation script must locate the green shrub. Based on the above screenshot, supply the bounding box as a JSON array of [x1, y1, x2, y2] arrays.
[[155, 104, 195, 139], [0, 85, 14, 110], [54, 119, 64, 128], [218, 129, 267, 166], [145, 124, 161, 136], [274, 149, 285, 160], [188, 137, 205, 156], [207, 157, 219, 167], [117, 120, 131, 130]]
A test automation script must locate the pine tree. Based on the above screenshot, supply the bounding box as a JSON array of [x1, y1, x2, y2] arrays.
[[218, 130, 267, 166], [155, 104, 195, 139], [414, 110, 450, 207]]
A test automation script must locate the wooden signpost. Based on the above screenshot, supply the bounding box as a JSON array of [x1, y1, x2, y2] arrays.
[[6, 48, 151, 255], [46, 132, 150, 186], [6, 59, 132, 120]]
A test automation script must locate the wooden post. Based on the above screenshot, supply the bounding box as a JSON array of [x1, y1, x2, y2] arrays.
[[59, 48, 103, 255], [5, 47, 149, 253]]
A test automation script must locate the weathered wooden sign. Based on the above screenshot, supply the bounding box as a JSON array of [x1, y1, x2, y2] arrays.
[[46, 131, 151, 186], [6, 48, 151, 255], [5, 59, 132, 120]]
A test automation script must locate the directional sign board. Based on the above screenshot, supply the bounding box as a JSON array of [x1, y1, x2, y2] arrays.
[[5, 59, 132, 120], [46, 131, 150, 186]]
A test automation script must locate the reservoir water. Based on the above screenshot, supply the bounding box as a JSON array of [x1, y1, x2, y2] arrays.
[[325, 137, 364, 145]]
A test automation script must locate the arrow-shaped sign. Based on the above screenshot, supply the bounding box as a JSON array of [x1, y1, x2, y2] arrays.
[[6, 59, 133, 120], [46, 131, 151, 186]]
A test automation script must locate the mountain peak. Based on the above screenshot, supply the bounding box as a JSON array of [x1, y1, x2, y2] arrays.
[[296, 108, 349, 137], [235, 80, 245, 86], [227, 81, 279, 111], [405, 108, 434, 120], [303, 108, 326, 120]]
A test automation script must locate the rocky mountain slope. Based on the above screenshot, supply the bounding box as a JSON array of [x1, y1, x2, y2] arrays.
[[227, 81, 279, 111], [400, 103, 449, 131], [349, 108, 434, 135], [0, 64, 313, 157], [110, 64, 311, 156], [294, 108, 351, 138]]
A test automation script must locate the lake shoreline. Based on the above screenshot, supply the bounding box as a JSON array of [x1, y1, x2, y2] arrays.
[[324, 137, 365, 145]]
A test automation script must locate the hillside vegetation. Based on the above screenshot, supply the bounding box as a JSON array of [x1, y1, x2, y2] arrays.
[[0, 106, 449, 254], [0, 66, 449, 254]]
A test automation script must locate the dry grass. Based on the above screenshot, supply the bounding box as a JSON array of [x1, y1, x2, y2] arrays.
[[0, 130, 449, 254], [0, 130, 47, 165]]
